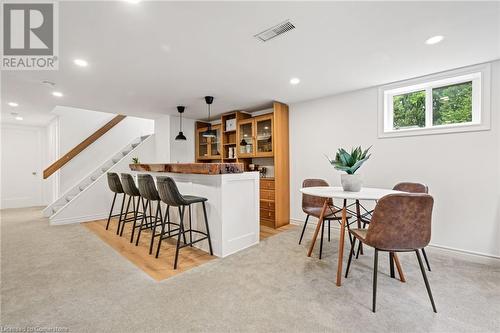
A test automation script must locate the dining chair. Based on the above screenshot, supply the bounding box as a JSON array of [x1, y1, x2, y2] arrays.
[[392, 182, 432, 271], [300, 179, 352, 259], [345, 193, 436, 313]]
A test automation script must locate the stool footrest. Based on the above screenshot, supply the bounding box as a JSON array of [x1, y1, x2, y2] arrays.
[[179, 236, 209, 249]]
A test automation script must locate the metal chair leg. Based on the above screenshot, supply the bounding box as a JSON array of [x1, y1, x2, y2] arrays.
[[130, 197, 143, 243], [178, 206, 187, 244], [115, 194, 126, 233], [372, 249, 379, 313], [188, 204, 193, 247], [422, 248, 431, 271], [135, 199, 149, 246], [345, 237, 357, 278], [106, 193, 117, 230], [389, 252, 395, 278], [118, 195, 131, 235], [328, 220, 331, 242], [298, 215, 309, 244], [149, 201, 161, 255], [201, 202, 213, 255], [173, 206, 185, 269], [416, 250, 437, 313], [319, 218, 325, 259], [155, 205, 168, 258]]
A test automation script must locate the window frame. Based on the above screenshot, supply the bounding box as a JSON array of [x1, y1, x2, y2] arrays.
[[378, 63, 491, 138]]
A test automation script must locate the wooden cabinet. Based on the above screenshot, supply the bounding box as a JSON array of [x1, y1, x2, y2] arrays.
[[196, 125, 221, 160], [260, 178, 276, 228], [236, 113, 274, 158]]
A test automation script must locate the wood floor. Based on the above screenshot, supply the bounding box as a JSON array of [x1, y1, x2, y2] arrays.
[[83, 218, 295, 281]]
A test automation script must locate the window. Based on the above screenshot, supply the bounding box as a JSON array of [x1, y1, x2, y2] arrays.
[[378, 64, 491, 138]]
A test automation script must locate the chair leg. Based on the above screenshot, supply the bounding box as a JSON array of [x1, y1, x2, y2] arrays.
[[298, 215, 309, 244], [121, 196, 133, 236], [202, 202, 214, 255], [416, 250, 437, 313], [345, 237, 357, 278], [106, 193, 117, 230], [135, 199, 149, 246], [149, 201, 161, 255], [115, 194, 126, 233], [389, 252, 395, 278], [118, 195, 131, 235], [173, 206, 185, 269], [178, 206, 187, 244], [188, 204, 193, 247], [319, 218, 325, 259], [422, 248, 431, 271], [155, 205, 169, 259], [372, 249, 379, 313], [130, 197, 142, 243], [328, 220, 331, 242]]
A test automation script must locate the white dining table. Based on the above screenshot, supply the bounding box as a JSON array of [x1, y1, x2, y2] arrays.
[[299, 186, 405, 286]]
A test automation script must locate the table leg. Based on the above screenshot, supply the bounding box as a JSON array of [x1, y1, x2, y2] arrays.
[[336, 204, 347, 287], [307, 199, 328, 257], [393, 253, 406, 283]]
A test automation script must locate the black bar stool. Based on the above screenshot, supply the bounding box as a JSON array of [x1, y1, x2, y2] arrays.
[[156, 176, 213, 269], [120, 173, 146, 241], [135, 174, 164, 255], [106, 173, 126, 231]]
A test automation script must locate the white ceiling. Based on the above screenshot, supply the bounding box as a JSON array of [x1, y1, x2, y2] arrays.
[[2, 1, 499, 126]]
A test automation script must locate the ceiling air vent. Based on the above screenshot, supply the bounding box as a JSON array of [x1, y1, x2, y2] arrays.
[[254, 20, 295, 42]]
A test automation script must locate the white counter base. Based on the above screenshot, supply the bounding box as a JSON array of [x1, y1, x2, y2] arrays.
[[132, 171, 260, 258]]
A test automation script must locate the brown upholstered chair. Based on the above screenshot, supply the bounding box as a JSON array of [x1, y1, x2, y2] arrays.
[[345, 193, 436, 313], [393, 182, 431, 271], [300, 179, 352, 259]]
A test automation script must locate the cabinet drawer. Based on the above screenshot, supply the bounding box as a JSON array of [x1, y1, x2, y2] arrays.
[[260, 208, 275, 221], [260, 200, 275, 210], [260, 189, 275, 201], [260, 179, 275, 190]]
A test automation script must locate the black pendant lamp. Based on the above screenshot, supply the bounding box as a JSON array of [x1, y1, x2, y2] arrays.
[[202, 96, 217, 138], [175, 106, 187, 141]]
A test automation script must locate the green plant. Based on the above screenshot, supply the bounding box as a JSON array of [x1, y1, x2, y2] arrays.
[[132, 157, 140, 164], [326, 146, 372, 174]]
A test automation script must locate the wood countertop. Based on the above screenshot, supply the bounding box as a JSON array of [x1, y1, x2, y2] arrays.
[[129, 163, 244, 175]]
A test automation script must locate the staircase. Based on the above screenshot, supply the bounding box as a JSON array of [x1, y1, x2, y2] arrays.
[[43, 135, 151, 219]]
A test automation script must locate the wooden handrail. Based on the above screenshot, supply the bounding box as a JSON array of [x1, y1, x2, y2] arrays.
[[43, 115, 127, 179]]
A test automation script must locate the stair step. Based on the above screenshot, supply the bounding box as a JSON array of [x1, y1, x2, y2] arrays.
[[90, 176, 98, 181], [122, 150, 131, 156], [65, 196, 74, 202], [131, 143, 139, 148], [101, 168, 108, 173], [140, 135, 149, 141], [52, 205, 64, 214], [112, 158, 120, 163]]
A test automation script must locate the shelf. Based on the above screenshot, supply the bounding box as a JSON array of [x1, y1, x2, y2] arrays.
[[223, 143, 236, 146], [224, 130, 236, 133]]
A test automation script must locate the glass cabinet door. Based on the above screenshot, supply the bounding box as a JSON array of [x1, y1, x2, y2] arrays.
[[255, 115, 273, 156], [210, 125, 221, 157], [238, 120, 254, 157], [198, 128, 209, 158]]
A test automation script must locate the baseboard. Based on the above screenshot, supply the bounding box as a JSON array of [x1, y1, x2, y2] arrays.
[[290, 218, 500, 260], [50, 212, 109, 225]]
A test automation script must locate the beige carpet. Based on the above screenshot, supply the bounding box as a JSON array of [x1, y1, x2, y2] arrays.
[[1, 207, 500, 332]]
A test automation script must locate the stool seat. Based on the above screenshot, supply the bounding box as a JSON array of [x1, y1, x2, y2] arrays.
[[182, 195, 207, 204]]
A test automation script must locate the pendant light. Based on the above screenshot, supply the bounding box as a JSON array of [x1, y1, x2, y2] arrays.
[[202, 96, 217, 138], [175, 106, 187, 141]]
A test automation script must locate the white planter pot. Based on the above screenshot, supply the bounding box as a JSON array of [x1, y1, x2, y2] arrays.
[[341, 174, 362, 192]]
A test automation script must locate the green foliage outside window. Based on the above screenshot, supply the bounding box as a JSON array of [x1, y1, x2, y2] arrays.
[[393, 90, 426, 129], [432, 81, 472, 125]]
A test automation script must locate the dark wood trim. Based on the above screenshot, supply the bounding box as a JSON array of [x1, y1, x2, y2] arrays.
[[43, 115, 126, 179]]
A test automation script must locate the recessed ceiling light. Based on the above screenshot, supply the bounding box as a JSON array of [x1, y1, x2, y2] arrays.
[[124, 0, 141, 3], [8, 102, 19, 107], [425, 35, 444, 45], [15, 116, 23, 121], [74, 58, 88, 67], [52, 91, 63, 97], [290, 77, 300, 85]]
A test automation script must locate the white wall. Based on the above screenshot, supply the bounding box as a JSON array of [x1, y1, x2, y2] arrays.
[[52, 107, 154, 194], [289, 60, 500, 257], [153, 114, 196, 163]]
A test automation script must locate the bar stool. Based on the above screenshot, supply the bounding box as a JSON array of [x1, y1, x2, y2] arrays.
[[156, 176, 213, 269], [105, 173, 126, 231], [120, 173, 145, 242], [134, 174, 163, 255]]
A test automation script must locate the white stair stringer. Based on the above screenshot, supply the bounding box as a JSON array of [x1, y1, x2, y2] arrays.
[[44, 134, 155, 225]]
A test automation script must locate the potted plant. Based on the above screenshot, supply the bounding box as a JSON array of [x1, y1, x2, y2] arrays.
[[326, 146, 371, 192], [131, 157, 140, 164]]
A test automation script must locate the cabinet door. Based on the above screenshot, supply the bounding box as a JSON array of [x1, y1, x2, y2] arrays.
[[237, 119, 255, 157], [197, 127, 210, 159], [255, 114, 273, 157], [209, 125, 222, 158]]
